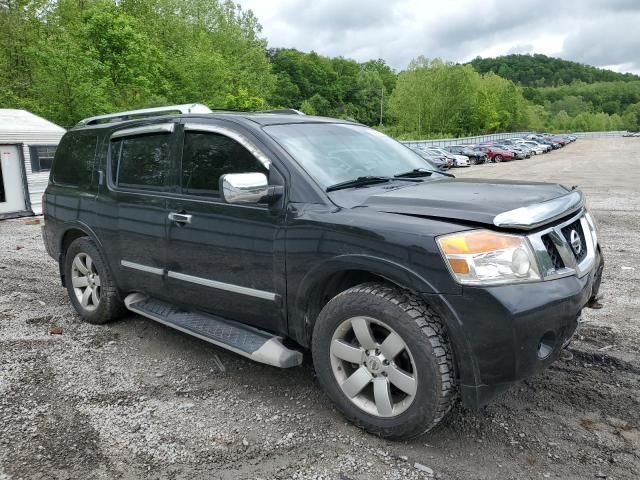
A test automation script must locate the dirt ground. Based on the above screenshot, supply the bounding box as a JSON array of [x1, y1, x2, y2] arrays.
[[1, 137, 639, 480]]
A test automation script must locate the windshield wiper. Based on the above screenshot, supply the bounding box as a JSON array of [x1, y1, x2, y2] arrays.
[[326, 176, 391, 192], [394, 168, 436, 178], [395, 168, 455, 179], [326, 175, 426, 192]]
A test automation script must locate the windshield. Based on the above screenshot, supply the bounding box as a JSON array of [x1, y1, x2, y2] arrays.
[[263, 123, 435, 188]]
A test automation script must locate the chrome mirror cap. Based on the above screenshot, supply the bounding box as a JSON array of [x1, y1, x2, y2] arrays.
[[493, 190, 584, 230], [220, 172, 269, 204]]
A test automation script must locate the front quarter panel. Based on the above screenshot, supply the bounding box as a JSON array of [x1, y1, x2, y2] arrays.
[[285, 203, 468, 344]]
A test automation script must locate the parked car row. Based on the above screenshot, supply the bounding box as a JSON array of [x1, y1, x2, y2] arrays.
[[408, 133, 577, 170]]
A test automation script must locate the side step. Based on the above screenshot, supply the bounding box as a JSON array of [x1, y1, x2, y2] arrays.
[[124, 294, 303, 368]]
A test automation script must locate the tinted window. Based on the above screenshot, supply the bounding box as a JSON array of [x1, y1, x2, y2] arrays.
[[112, 133, 173, 190], [52, 133, 98, 186], [181, 132, 268, 197]]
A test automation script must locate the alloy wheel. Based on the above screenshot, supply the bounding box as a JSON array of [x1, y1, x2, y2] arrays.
[[329, 316, 417, 417], [71, 252, 101, 311]]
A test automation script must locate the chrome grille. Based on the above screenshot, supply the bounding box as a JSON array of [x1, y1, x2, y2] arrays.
[[541, 234, 564, 270], [527, 211, 596, 280]]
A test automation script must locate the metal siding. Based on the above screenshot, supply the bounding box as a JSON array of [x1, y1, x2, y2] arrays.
[[0, 129, 65, 215]]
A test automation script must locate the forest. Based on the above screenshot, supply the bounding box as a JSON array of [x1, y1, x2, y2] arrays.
[[1, 0, 639, 138], [470, 54, 640, 87]]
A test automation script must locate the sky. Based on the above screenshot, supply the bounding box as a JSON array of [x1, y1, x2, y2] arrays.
[[238, 0, 640, 74]]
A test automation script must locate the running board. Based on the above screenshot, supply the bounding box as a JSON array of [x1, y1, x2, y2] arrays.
[[124, 293, 302, 368]]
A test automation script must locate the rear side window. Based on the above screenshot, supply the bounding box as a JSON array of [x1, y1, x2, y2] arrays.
[[180, 132, 268, 198], [111, 133, 173, 190], [52, 133, 98, 186]]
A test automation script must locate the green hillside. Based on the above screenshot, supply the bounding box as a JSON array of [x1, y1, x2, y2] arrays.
[[1, 1, 639, 136], [469, 54, 640, 87]]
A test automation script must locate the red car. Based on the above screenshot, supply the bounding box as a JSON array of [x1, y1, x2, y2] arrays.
[[472, 145, 515, 162]]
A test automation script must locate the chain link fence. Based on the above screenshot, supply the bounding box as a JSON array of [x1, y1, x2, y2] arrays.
[[401, 132, 533, 148], [570, 131, 629, 138], [401, 131, 629, 148]]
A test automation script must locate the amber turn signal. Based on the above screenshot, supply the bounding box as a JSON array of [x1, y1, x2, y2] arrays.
[[447, 258, 470, 274], [438, 230, 522, 255]]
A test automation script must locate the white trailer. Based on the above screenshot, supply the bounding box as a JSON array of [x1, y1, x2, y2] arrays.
[[0, 109, 66, 218]]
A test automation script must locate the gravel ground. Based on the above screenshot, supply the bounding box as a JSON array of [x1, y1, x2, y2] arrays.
[[1, 137, 639, 480]]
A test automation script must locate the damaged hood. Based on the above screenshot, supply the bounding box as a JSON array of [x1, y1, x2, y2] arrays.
[[357, 178, 574, 227]]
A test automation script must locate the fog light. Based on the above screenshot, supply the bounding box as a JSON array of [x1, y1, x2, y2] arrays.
[[537, 331, 556, 359]]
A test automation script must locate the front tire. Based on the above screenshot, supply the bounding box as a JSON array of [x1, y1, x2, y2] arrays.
[[64, 237, 126, 324], [312, 283, 456, 440], [494, 154, 503, 163]]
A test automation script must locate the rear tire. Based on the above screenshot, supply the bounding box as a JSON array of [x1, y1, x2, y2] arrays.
[[312, 282, 456, 440], [494, 155, 502, 163], [64, 237, 126, 325]]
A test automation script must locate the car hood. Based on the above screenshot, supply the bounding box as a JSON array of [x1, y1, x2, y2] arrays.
[[358, 177, 572, 227]]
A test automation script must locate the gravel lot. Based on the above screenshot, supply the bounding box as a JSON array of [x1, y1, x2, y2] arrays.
[[1, 137, 639, 480]]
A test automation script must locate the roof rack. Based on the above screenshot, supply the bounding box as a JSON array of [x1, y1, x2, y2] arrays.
[[257, 109, 305, 115], [77, 103, 213, 126]]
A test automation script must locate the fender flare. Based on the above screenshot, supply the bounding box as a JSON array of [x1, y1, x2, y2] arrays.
[[295, 254, 439, 313], [57, 220, 105, 255], [56, 221, 110, 287]]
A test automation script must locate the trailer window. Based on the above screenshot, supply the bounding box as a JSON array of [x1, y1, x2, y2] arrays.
[[0, 161, 5, 202], [29, 145, 57, 172]]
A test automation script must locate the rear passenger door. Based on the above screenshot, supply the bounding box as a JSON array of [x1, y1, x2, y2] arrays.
[[99, 123, 177, 298], [165, 122, 286, 333]]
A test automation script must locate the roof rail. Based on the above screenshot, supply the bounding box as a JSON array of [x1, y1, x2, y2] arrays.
[[258, 109, 305, 115], [77, 103, 213, 126]]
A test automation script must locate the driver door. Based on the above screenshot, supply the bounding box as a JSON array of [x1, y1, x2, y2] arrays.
[[165, 122, 286, 333]]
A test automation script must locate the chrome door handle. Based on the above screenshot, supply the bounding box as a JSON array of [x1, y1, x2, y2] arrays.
[[168, 212, 192, 224]]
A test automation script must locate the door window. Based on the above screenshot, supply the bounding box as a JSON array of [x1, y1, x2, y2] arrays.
[[111, 133, 173, 190], [180, 132, 268, 198]]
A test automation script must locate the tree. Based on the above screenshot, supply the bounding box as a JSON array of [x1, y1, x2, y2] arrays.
[[0, 0, 275, 124], [389, 57, 527, 137]]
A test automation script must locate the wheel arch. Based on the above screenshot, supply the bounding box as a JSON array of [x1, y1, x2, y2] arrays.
[[292, 255, 438, 347], [57, 222, 105, 287]]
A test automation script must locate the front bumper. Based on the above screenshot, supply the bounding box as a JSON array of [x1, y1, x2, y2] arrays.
[[440, 251, 604, 409]]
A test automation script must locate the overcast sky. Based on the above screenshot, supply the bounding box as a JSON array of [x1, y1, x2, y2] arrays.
[[238, 0, 640, 74]]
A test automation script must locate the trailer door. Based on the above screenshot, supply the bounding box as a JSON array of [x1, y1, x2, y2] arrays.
[[0, 145, 27, 215]]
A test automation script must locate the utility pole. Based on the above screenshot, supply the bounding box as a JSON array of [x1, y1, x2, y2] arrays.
[[379, 86, 384, 127]]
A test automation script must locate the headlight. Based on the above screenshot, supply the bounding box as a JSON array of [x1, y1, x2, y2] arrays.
[[584, 212, 598, 247], [437, 230, 541, 285]]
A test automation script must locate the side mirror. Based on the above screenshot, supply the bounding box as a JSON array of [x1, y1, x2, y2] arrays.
[[220, 172, 282, 204]]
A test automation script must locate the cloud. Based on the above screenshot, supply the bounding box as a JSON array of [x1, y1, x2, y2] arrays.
[[239, 0, 640, 74], [507, 44, 535, 55], [560, 14, 640, 72]]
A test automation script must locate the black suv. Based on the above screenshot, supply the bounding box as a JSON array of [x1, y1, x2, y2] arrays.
[[42, 104, 604, 439]]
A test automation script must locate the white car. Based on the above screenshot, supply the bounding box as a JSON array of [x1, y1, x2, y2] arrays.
[[426, 148, 470, 167], [516, 140, 550, 154]]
